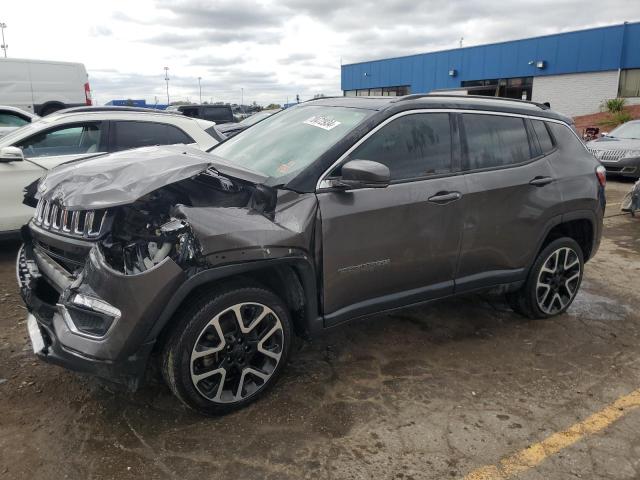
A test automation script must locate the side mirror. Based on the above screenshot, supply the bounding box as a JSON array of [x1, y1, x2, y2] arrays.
[[0, 146, 24, 163], [338, 159, 390, 189]]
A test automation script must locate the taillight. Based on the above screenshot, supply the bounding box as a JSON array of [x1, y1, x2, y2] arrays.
[[84, 82, 92, 106], [596, 165, 606, 187]]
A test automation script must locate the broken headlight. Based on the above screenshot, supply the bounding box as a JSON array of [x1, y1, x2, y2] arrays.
[[59, 294, 122, 338]]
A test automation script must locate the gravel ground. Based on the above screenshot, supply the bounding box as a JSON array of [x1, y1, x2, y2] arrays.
[[0, 179, 639, 480]]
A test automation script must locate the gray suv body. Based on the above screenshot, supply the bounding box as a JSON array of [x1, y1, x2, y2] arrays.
[[17, 95, 605, 415]]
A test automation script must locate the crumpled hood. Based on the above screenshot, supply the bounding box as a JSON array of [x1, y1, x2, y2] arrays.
[[37, 144, 268, 210]]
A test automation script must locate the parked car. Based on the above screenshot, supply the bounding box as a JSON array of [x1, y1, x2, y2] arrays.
[[216, 109, 282, 138], [0, 105, 39, 138], [169, 104, 235, 124], [0, 58, 92, 116], [17, 95, 604, 415], [0, 106, 222, 237], [586, 120, 640, 178]]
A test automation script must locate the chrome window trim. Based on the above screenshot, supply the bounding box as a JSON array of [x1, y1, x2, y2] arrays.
[[315, 108, 580, 191]]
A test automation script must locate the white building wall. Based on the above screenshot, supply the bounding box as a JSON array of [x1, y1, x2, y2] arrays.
[[532, 70, 620, 117]]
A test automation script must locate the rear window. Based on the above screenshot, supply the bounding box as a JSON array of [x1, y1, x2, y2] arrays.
[[203, 106, 234, 123], [462, 114, 532, 170], [532, 120, 554, 154]]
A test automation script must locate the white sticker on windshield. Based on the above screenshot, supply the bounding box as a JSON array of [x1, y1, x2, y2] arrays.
[[303, 115, 341, 131]]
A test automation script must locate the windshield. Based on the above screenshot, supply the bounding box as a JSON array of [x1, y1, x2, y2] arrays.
[[608, 121, 640, 140], [211, 105, 371, 182]]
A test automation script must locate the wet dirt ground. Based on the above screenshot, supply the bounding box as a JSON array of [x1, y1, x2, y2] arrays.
[[1, 180, 639, 480]]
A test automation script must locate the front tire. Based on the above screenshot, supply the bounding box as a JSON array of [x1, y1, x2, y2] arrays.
[[508, 237, 584, 319], [161, 285, 292, 415]]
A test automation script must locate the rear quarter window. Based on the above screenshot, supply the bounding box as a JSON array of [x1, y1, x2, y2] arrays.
[[547, 122, 589, 156], [532, 120, 555, 154], [166, 125, 194, 144]]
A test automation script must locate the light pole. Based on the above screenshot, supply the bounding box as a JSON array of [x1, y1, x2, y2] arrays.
[[241, 87, 244, 112], [164, 67, 170, 105], [0, 22, 8, 58], [198, 77, 202, 103]]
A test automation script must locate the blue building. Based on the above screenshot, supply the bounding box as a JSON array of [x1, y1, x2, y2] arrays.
[[341, 22, 640, 116]]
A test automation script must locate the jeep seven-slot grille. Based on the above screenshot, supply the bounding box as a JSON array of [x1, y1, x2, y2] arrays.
[[33, 199, 108, 239]]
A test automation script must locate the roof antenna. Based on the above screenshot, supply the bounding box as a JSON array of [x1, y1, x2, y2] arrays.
[[459, 37, 464, 48]]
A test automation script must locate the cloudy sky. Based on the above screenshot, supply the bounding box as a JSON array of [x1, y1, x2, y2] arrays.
[[2, 0, 639, 105]]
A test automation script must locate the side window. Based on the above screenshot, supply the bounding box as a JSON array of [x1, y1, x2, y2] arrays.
[[112, 121, 168, 152], [346, 113, 452, 181], [532, 120, 554, 154], [166, 125, 194, 144], [17, 123, 103, 158], [0, 112, 29, 127], [462, 114, 532, 170]]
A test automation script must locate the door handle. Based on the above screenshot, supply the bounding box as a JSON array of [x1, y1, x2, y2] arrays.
[[529, 176, 554, 187], [428, 191, 462, 204]]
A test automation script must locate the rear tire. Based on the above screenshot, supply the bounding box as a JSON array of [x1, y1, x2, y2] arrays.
[[161, 285, 292, 416], [507, 237, 584, 319]]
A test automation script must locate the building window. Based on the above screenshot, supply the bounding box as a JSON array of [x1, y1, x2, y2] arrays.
[[343, 86, 411, 97], [382, 86, 410, 96], [461, 77, 532, 100], [619, 69, 640, 98]]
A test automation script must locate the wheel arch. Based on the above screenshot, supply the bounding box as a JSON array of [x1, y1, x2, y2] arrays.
[[147, 257, 322, 346], [536, 210, 598, 263], [36, 101, 66, 116]]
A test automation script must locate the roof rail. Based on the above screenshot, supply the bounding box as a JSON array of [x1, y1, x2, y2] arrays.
[[56, 106, 179, 115], [394, 94, 550, 110]]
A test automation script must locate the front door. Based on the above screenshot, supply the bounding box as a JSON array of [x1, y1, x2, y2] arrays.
[[317, 112, 466, 325]]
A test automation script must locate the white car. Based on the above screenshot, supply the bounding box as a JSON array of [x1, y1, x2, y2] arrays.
[[0, 107, 222, 237], [0, 105, 39, 139]]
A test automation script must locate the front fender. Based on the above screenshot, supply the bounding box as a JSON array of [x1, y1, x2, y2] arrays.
[[145, 255, 322, 342]]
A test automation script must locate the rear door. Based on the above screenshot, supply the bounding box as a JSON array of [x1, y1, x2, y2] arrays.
[[317, 111, 466, 324], [455, 112, 561, 291]]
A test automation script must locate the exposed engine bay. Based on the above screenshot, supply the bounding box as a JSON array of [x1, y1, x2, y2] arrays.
[[99, 168, 277, 275]]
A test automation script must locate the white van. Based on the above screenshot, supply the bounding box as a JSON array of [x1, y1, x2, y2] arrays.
[[0, 58, 91, 116]]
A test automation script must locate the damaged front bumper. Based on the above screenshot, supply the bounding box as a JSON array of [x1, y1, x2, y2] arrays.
[[17, 227, 186, 390]]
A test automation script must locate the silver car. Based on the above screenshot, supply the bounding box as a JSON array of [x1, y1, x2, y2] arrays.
[[586, 120, 640, 179]]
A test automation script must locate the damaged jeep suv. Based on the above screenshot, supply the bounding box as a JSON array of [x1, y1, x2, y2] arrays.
[[18, 95, 605, 415]]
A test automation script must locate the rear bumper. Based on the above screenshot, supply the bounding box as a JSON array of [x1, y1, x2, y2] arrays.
[[18, 226, 185, 389]]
